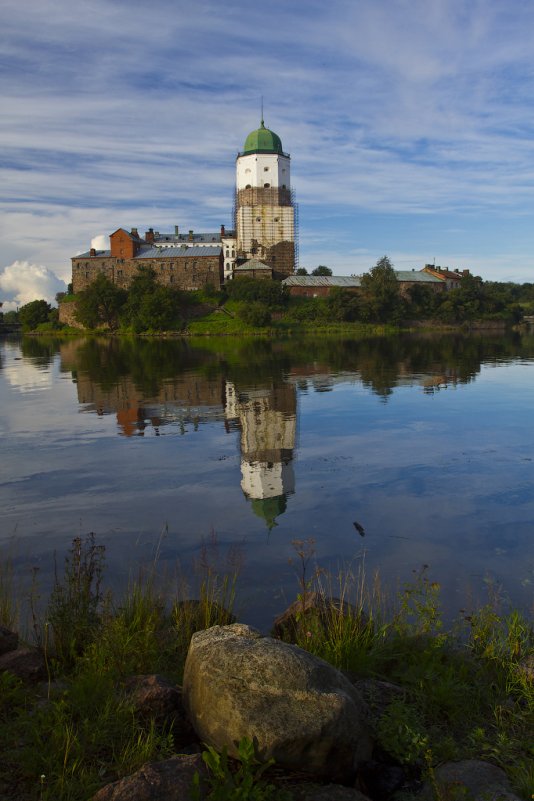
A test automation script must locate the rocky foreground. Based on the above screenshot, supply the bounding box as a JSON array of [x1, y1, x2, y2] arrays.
[[1, 620, 527, 801]]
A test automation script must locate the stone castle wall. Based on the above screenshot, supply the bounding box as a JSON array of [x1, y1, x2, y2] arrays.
[[71, 252, 223, 294]]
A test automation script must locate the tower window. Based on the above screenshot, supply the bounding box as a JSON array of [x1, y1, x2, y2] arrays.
[[245, 184, 251, 189], [282, 184, 286, 189], [264, 183, 270, 188], [256, 217, 261, 221], [263, 167, 269, 172]]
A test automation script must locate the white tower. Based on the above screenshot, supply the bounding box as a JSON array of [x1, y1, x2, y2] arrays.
[[235, 119, 295, 279]]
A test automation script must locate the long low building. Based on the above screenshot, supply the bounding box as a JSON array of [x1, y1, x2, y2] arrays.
[[282, 275, 362, 297], [71, 228, 224, 293], [283, 271, 445, 297]]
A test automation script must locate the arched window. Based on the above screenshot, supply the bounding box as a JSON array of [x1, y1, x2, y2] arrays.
[[264, 183, 270, 188], [245, 184, 251, 189]]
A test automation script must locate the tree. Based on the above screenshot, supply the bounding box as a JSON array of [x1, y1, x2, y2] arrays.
[[3, 310, 19, 325], [19, 299, 52, 331], [360, 256, 402, 322], [325, 287, 361, 321], [75, 273, 127, 330], [311, 265, 333, 276], [295, 267, 308, 275]]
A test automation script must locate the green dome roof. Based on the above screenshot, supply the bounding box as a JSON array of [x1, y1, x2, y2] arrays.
[[242, 121, 284, 155]]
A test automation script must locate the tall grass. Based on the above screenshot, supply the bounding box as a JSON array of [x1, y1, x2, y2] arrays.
[[279, 543, 533, 798], [0, 552, 18, 630], [0, 533, 241, 801]]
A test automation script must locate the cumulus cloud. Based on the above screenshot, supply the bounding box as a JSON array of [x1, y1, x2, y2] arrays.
[[91, 234, 108, 251], [0, 261, 67, 311]]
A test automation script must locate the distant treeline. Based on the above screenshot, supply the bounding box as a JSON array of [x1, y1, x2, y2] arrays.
[[11, 257, 534, 333]]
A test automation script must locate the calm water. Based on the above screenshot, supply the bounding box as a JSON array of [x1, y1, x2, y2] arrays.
[[1, 332, 533, 630]]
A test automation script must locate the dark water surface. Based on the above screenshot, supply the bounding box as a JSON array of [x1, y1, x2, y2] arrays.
[[1, 332, 533, 630]]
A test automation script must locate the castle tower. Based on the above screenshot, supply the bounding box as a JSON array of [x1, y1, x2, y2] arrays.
[[235, 119, 295, 279]]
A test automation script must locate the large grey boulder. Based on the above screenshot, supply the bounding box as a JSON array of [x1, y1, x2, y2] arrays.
[[182, 623, 373, 782]]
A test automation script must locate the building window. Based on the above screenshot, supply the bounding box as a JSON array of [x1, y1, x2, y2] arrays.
[[282, 184, 286, 189], [264, 166, 269, 172], [264, 183, 270, 188], [231, 250, 235, 257], [117, 270, 123, 277], [245, 184, 251, 189], [170, 275, 175, 283], [256, 217, 261, 221]]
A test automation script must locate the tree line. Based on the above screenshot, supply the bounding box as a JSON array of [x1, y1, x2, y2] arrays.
[[11, 257, 534, 332]]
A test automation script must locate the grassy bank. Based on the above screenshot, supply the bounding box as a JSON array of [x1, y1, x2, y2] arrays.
[[1, 536, 532, 801]]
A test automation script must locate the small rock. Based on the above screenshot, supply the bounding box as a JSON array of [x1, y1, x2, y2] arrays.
[[124, 674, 195, 746], [517, 653, 533, 683], [0, 626, 18, 656], [91, 753, 207, 801], [0, 646, 47, 683], [272, 593, 367, 643], [352, 679, 405, 722], [125, 674, 182, 723], [419, 759, 522, 801]]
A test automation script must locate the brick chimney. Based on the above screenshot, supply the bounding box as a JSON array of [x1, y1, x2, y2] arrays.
[[175, 225, 179, 236], [188, 229, 194, 242], [90, 247, 96, 256], [220, 224, 225, 237], [462, 269, 470, 277], [131, 228, 138, 238], [145, 228, 155, 243]]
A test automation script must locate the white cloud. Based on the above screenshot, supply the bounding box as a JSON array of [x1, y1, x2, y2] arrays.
[[90, 234, 108, 251], [0, 261, 67, 311]]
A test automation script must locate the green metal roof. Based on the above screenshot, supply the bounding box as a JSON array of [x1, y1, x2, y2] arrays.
[[242, 121, 284, 155]]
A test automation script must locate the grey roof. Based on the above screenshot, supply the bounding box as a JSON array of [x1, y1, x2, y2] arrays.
[[154, 232, 221, 244], [235, 259, 272, 271], [135, 246, 221, 259], [74, 250, 111, 258], [395, 270, 442, 283], [283, 275, 361, 287]]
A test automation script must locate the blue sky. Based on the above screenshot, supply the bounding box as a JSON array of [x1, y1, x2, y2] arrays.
[[1, 0, 534, 308]]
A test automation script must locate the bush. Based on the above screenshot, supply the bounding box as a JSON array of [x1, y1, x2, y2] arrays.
[[225, 277, 287, 308], [237, 302, 272, 327]]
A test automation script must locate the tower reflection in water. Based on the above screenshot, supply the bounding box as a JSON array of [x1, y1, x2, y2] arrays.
[[225, 381, 297, 529]]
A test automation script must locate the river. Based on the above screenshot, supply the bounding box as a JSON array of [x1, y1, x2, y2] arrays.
[[1, 331, 533, 631]]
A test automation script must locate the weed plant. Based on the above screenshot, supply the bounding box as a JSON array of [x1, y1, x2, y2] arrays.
[[192, 736, 292, 801]]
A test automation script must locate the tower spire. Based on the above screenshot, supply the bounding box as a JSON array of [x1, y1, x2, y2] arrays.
[[261, 96, 264, 128]]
